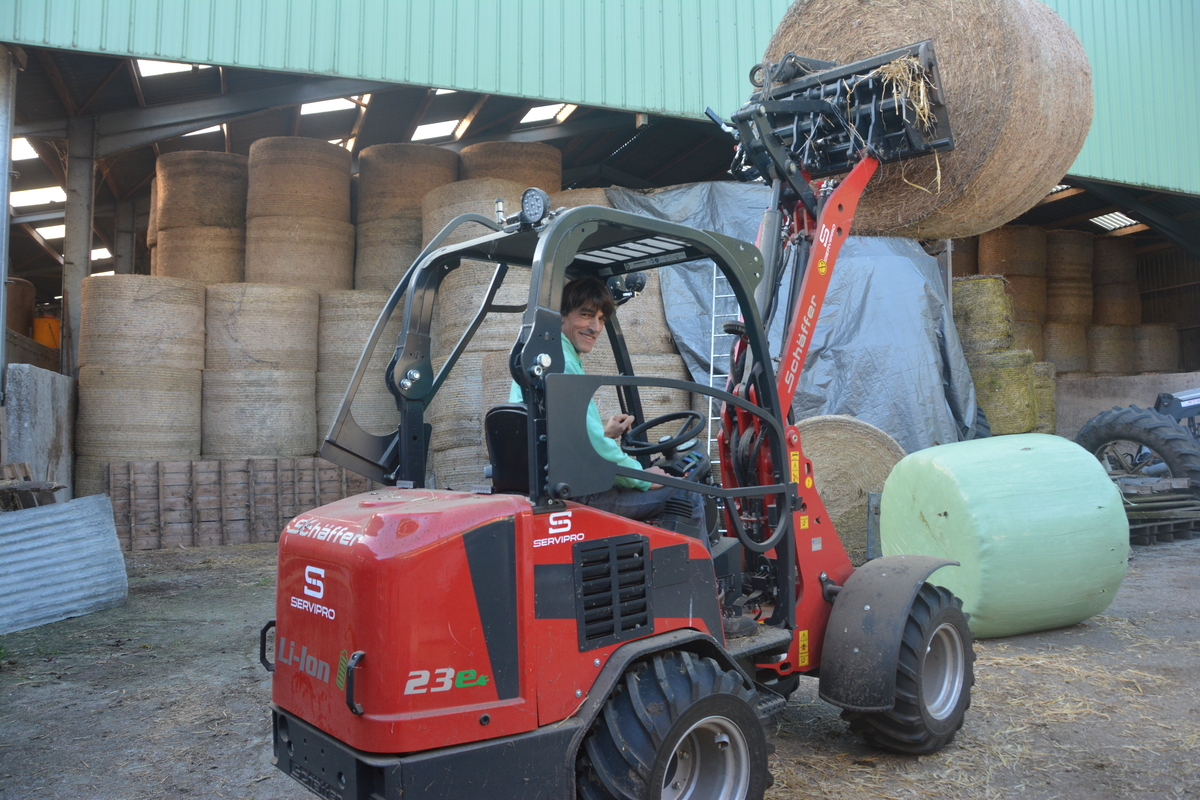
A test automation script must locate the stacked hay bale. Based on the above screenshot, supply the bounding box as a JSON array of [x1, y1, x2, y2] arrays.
[[152, 151, 248, 285], [950, 237, 978, 278], [1032, 361, 1057, 434], [201, 284, 319, 458], [316, 290, 404, 452], [355, 143, 459, 291], [1043, 229, 1093, 370], [74, 275, 206, 496], [1088, 238, 1140, 374], [952, 276, 1036, 435], [1134, 323, 1180, 373], [245, 137, 354, 291], [147, 177, 158, 274], [978, 226, 1047, 359]]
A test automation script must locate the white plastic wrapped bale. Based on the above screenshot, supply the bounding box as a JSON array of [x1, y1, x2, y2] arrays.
[[880, 433, 1127, 639]]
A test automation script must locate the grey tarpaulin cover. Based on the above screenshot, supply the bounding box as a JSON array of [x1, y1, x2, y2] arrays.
[[605, 182, 976, 453]]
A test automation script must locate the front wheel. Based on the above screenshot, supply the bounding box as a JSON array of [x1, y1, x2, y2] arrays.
[[577, 651, 771, 800], [843, 584, 974, 754]]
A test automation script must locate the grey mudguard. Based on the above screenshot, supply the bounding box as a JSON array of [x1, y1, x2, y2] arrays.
[[818, 554, 957, 712]]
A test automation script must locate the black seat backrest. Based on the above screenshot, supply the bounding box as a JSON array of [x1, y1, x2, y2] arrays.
[[484, 404, 529, 494]]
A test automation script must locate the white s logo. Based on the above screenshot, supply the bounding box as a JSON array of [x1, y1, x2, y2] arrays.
[[549, 511, 572, 535], [303, 566, 325, 599]]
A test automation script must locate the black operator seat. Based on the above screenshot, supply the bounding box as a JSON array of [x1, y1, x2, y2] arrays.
[[484, 404, 529, 494]]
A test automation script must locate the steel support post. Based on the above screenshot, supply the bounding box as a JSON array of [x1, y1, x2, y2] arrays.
[[114, 198, 135, 275], [0, 47, 18, 402], [62, 115, 96, 377]]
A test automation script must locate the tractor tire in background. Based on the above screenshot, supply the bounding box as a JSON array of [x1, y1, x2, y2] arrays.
[[842, 584, 974, 755], [1074, 405, 1200, 496], [577, 651, 770, 800]]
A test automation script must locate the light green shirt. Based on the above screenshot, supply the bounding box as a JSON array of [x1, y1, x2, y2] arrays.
[[508, 339, 651, 491]]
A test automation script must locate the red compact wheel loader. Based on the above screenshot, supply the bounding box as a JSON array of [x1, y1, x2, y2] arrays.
[[262, 41, 974, 800]]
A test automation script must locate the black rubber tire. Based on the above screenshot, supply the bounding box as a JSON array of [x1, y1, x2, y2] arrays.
[[1074, 405, 1200, 496], [842, 584, 974, 755], [577, 651, 771, 800]]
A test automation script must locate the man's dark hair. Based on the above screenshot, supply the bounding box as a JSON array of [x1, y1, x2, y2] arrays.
[[561, 276, 615, 318]]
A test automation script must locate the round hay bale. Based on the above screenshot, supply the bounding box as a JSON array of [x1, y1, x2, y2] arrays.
[[1004, 274, 1047, 323], [764, 0, 1091, 239], [1091, 281, 1142, 326], [432, 260, 529, 357], [1012, 320, 1044, 361], [201, 368, 316, 457], [205, 283, 320, 370], [612, 270, 675, 354], [1042, 323, 1088, 373], [965, 349, 1036, 435], [1086, 325, 1135, 375], [247, 137, 351, 222], [79, 275, 205, 369], [244, 216, 355, 291], [978, 226, 1047, 277], [154, 226, 245, 285], [1044, 278, 1092, 325], [317, 290, 404, 374], [1032, 361, 1056, 434], [421, 178, 525, 246], [429, 352, 488, 453], [357, 143, 460, 222], [147, 176, 159, 248], [1133, 323, 1179, 373], [1046, 229, 1093, 281], [350, 173, 358, 225], [586, 352, 694, 424], [75, 364, 201, 456], [795, 415, 906, 566], [1092, 237, 1137, 285], [950, 237, 978, 278], [149, 245, 158, 274], [155, 150, 248, 230], [316, 370, 400, 451], [459, 142, 562, 193], [951, 276, 1013, 354], [429, 443, 488, 491], [354, 214, 423, 291], [74, 456, 111, 498], [549, 187, 613, 209]]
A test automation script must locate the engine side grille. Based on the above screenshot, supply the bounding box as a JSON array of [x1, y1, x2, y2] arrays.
[[573, 534, 653, 651]]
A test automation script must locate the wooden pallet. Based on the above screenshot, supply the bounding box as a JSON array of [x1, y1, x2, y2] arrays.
[[0, 462, 65, 510], [1120, 485, 1200, 546]]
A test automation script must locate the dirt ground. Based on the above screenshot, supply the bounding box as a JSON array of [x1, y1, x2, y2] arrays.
[[1, 539, 1197, 800]]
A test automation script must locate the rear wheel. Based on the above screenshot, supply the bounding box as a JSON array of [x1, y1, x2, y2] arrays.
[[843, 584, 974, 754], [1074, 405, 1200, 495], [577, 651, 770, 800]]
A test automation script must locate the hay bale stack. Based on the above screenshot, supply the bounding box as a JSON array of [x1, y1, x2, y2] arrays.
[[459, 142, 562, 193], [951, 276, 1013, 354], [1044, 277, 1092, 325], [1086, 325, 1135, 375], [1046, 229, 1093, 281], [421, 178, 525, 246], [357, 143, 459, 222], [1133, 324, 1179, 373], [317, 290, 403, 375], [147, 177, 158, 248], [428, 351, 518, 489], [764, 0, 1091, 239], [966, 349, 1037, 435], [1092, 238, 1137, 285], [1033, 361, 1056, 434], [316, 371, 400, 452], [950, 237, 978, 278], [550, 188, 613, 209], [432, 260, 529, 357], [153, 226, 245, 285], [795, 415, 906, 566], [78, 275, 205, 370], [1012, 320, 1044, 361], [244, 216, 355, 291], [1004, 275, 1047, 323], [202, 369, 316, 457], [1043, 322, 1088, 374], [247, 137, 351, 222], [1092, 281, 1142, 326], [354, 215, 423, 291], [205, 284, 319, 370], [155, 151, 248, 230], [978, 226, 1047, 277]]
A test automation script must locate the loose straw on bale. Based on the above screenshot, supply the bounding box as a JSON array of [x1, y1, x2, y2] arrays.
[[205, 283, 319, 371], [979, 226, 1047, 277], [1087, 325, 1135, 375], [1033, 361, 1056, 434], [247, 137, 352, 222], [153, 226, 245, 285], [1045, 278, 1092, 325], [421, 178, 525, 247], [201, 369, 316, 458], [244, 216, 355, 291], [1046, 229, 1093, 281], [316, 370, 400, 451], [952, 276, 1013, 354], [1043, 322, 1088, 373], [1092, 282, 1142, 326], [764, 0, 1092, 239], [951, 237, 978, 277], [966, 349, 1037, 435], [79, 275, 205, 370], [459, 142, 563, 193], [1012, 320, 1044, 361], [1093, 237, 1137, 285], [1004, 275, 1047, 323], [155, 151, 248, 230], [317, 290, 403, 375], [354, 214, 423, 291], [75, 364, 202, 456], [1134, 324, 1179, 373], [357, 143, 459, 222], [795, 414, 906, 566]]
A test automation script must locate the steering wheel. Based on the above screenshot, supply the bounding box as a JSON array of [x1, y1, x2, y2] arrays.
[[621, 411, 706, 457]]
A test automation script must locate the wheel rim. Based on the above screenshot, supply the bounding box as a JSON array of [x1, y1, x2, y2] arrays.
[[660, 715, 751, 800], [923, 622, 965, 720], [1094, 440, 1173, 480]]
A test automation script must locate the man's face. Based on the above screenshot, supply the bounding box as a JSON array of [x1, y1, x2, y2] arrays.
[[561, 303, 606, 354]]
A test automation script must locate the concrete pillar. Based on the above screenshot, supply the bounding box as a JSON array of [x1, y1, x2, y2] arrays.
[[62, 115, 96, 377], [0, 47, 18, 403], [114, 198, 135, 275]]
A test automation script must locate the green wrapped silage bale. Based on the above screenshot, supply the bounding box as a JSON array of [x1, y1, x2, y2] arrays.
[[880, 433, 1127, 639]]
